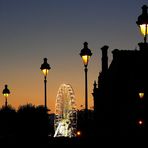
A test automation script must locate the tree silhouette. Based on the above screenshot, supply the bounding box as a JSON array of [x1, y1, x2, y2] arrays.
[[17, 104, 50, 143], [0, 105, 16, 140]]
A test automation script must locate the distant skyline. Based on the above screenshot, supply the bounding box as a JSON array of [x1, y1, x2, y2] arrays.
[[0, 0, 147, 113]]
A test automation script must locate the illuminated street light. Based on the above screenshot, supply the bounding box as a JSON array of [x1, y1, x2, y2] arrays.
[[80, 42, 92, 112], [138, 92, 144, 99], [40, 58, 51, 109], [136, 5, 148, 43], [2, 85, 10, 107], [76, 131, 81, 137], [137, 119, 144, 126]]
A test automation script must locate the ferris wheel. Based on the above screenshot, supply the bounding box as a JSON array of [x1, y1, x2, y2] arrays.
[[54, 84, 77, 137]]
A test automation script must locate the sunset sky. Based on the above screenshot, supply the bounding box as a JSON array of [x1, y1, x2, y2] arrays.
[[0, 0, 147, 113]]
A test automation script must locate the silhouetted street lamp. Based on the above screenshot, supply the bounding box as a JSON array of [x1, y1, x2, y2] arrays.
[[2, 85, 10, 107], [136, 5, 148, 43], [40, 58, 51, 109], [80, 42, 92, 112]]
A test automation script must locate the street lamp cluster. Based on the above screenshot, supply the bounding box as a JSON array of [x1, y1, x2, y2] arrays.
[[1, 46, 92, 114], [33, 43, 92, 116], [1, 5, 147, 124]]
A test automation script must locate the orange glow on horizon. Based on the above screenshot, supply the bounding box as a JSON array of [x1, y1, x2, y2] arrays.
[[0, 81, 94, 113]]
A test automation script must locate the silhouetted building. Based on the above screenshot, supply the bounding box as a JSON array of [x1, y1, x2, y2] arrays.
[[93, 43, 146, 136]]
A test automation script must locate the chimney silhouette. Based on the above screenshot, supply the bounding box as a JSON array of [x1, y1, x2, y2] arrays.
[[101, 45, 109, 75]]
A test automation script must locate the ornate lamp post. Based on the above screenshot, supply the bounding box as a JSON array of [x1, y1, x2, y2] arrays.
[[80, 42, 92, 112], [136, 5, 148, 43], [2, 85, 10, 107], [40, 58, 51, 109]]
